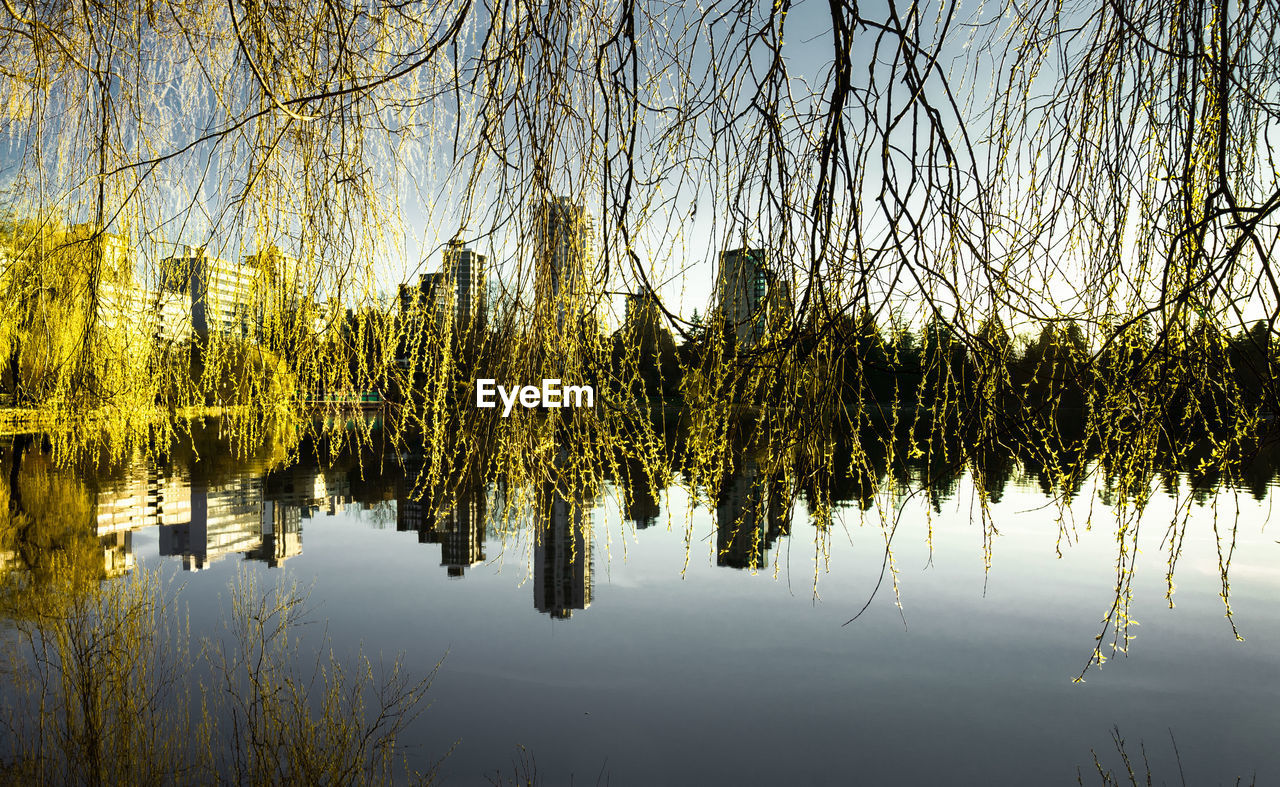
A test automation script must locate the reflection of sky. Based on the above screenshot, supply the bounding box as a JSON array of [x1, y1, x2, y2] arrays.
[[110, 460, 1280, 785]]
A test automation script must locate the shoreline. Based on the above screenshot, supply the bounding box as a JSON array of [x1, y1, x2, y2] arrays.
[[0, 405, 250, 438]]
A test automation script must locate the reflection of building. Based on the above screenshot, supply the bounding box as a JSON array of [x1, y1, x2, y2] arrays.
[[715, 459, 790, 570], [5, 450, 365, 578], [395, 461, 487, 578], [94, 462, 191, 576], [96, 464, 150, 577], [620, 461, 660, 529], [717, 248, 790, 346], [534, 484, 593, 618], [395, 454, 428, 532], [534, 196, 596, 330], [396, 493, 427, 534], [159, 475, 265, 571], [264, 465, 350, 518], [249, 500, 303, 567], [153, 463, 345, 570], [0, 547, 18, 579], [159, 245, 262, 340], [425, 494, 487, 577]]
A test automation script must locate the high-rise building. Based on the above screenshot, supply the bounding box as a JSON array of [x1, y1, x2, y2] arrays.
[[244, 246, 304, 296], [66, 222, 135, 284], [534, 196, 595, 330], [398, 237, 487, 340], [441, 237, 486, 333], [159, 245, 262, 340], [244, 246, 311, 342], [717, 247, 786, 346], [154, 288, 193, 343], [62, 224, 159, 354]]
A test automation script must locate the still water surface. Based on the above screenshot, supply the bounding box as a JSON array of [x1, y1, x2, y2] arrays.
[[2, 433, 1277, 784]]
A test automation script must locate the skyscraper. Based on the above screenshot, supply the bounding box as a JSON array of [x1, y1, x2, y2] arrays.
[[624, 291, 662, 336], [441, 236, 486, 333], [398, 237, 487, 338], [66, 222, 134, 285], [64, 224, 157, 365], [159, 245, 262, 340], [244, 245, 311, 343], [717, 247, 779, 346], [718, 247, 767, 344], [534, 196, 595, 331]]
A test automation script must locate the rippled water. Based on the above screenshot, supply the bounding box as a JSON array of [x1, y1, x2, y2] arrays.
[[2, 432, 1277, 784]]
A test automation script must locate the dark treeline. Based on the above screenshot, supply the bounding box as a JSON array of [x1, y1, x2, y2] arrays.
[[369, 294, 1280, 515]]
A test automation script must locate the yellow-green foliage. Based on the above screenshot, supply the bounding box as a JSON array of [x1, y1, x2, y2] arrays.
[[1, 0, 1277, 686]]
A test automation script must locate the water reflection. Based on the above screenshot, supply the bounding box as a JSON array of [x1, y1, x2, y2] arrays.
[[2, 422, 1279, 783], [3, 431, 784, 617], [715, 457, 790, 570], [616, 453, 665, 531], [396, 471, 487, 578], [158, 475, 262, 571], [5, 415, 1280, 618], [94, 464, 347, 573], [1, 435, 356, 585], [534, 480, 593, 618]]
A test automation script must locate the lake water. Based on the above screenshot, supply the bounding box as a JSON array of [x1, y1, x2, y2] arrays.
[[1, 430, 1277, 784]]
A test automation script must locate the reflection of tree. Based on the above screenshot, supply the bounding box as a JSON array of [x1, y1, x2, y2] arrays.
[[0, 437, 105, 617], [970, 443, 1015, 505]]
